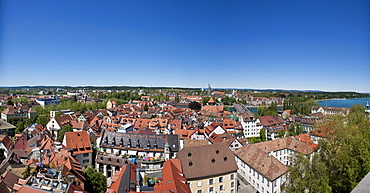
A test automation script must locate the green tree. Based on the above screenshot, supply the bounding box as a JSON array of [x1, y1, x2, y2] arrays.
[[7, 99, 13, 106], [22, 165, 31, 179], [257, 105, 278, 116], [257, 105, 268, 116], [84, 167, 107, 193], [15, 122, 24, 134], [260, 129, 266, 142], [7, 116, 23, 125], [282, 154, 331, 193], [175, 93, 180, 102], [0, 149, 6, 163], [58, 125, 73, 142], [287, 122, 304, 136], [36, 116, 49, 127], [285, 104, 370, 192], [24, 118, 34, 127], [12, 97, 29, 104], [202, 97, 211, 105]]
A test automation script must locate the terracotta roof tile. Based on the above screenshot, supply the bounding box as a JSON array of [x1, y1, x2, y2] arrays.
[[235, 144, 289, 181]]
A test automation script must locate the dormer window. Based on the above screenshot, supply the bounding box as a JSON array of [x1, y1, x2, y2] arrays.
[[189, 161, 193, 167], [211, 158, 215, 163], [223, 156, 228, 162], [216, 150, 219, 154], [188, 153, 192, 158]]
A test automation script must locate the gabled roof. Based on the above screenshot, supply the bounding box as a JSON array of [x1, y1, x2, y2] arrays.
[[208, 133, 223, 144], [52, 149, 85, 182], [63, 131, 92, 154], [0, 135, 13, 150], [54, 114, 73, 127], [234, 144, 289, 181], [13, 135, 27, 150], [177, 143, 238, 180], [0, 171, 20, 190], [294, 133, 320, 149], [154, 159, 191, 193], [207, 97, 216, 104], [252, 137, 316, 155], [106, 164, 138, 193], [258, 115, 284, 127], [174, 129, 196, 139]]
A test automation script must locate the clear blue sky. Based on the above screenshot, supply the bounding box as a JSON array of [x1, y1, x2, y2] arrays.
[[1, 0, 369, 92]]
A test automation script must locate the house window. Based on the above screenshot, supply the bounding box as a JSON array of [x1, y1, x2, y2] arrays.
[[219, 177, 224, 183], [198, 181, 202, 187], [83, 153, 89, 157], [209, 179, 214, 185], [83, 159, 89, 163], [219, 185, 224, 191], [231, 182, 234, 187], [209, 187, 214, 193], [230, 189, 234, 193], [230, 174, 234, 180], [197, 190, 202, 193]]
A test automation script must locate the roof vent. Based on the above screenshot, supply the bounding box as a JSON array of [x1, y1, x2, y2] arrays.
[[188, 161, 193, 167]]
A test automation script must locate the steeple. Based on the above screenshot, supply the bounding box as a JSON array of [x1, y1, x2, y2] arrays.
[[207, 83, 211, 96]]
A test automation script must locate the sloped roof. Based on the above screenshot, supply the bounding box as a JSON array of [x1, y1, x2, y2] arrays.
[[0, 171, 20, 190], [177, 143, 238, 180], [154, 159, 191, 193], [207, 97, 216, 104], [0, 135, 13, 150], [258, 115, 284, 127], [201, 106, 224, 113], [234, 144, 289, 181], [101, 130, 180, 152], [252, 137, 316, 155], [107, 164, 138, 193], [64, 131, 92, 154], [208, 133, 223, 144], [294, 133, 320, 149], [183, 139, 208, 148]]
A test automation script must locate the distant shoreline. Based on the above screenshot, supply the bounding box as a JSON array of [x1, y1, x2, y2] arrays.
[[316, 97, 370, 102]]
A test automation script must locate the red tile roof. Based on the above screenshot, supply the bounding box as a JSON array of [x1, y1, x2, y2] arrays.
[[64, 131, 92, 154], [294, 133, 320, 149], [154, 159, 191, 193]]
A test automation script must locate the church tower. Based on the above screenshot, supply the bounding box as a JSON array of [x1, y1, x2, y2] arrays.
[[207, 83, 211, 96]]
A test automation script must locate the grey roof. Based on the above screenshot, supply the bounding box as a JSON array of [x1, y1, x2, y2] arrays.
[[101, 130, 180, 152], [96, 155, 131, 167]]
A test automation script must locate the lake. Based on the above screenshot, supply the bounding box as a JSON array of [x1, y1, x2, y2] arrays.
[[317, 98, 370, 108], [246, 98, 370, 113]]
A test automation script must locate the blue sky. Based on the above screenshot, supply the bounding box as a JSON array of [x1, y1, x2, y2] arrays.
[[1, 0, 369, 92]]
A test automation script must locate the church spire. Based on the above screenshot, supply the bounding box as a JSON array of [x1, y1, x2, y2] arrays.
[[207, 83, 211, 96]]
